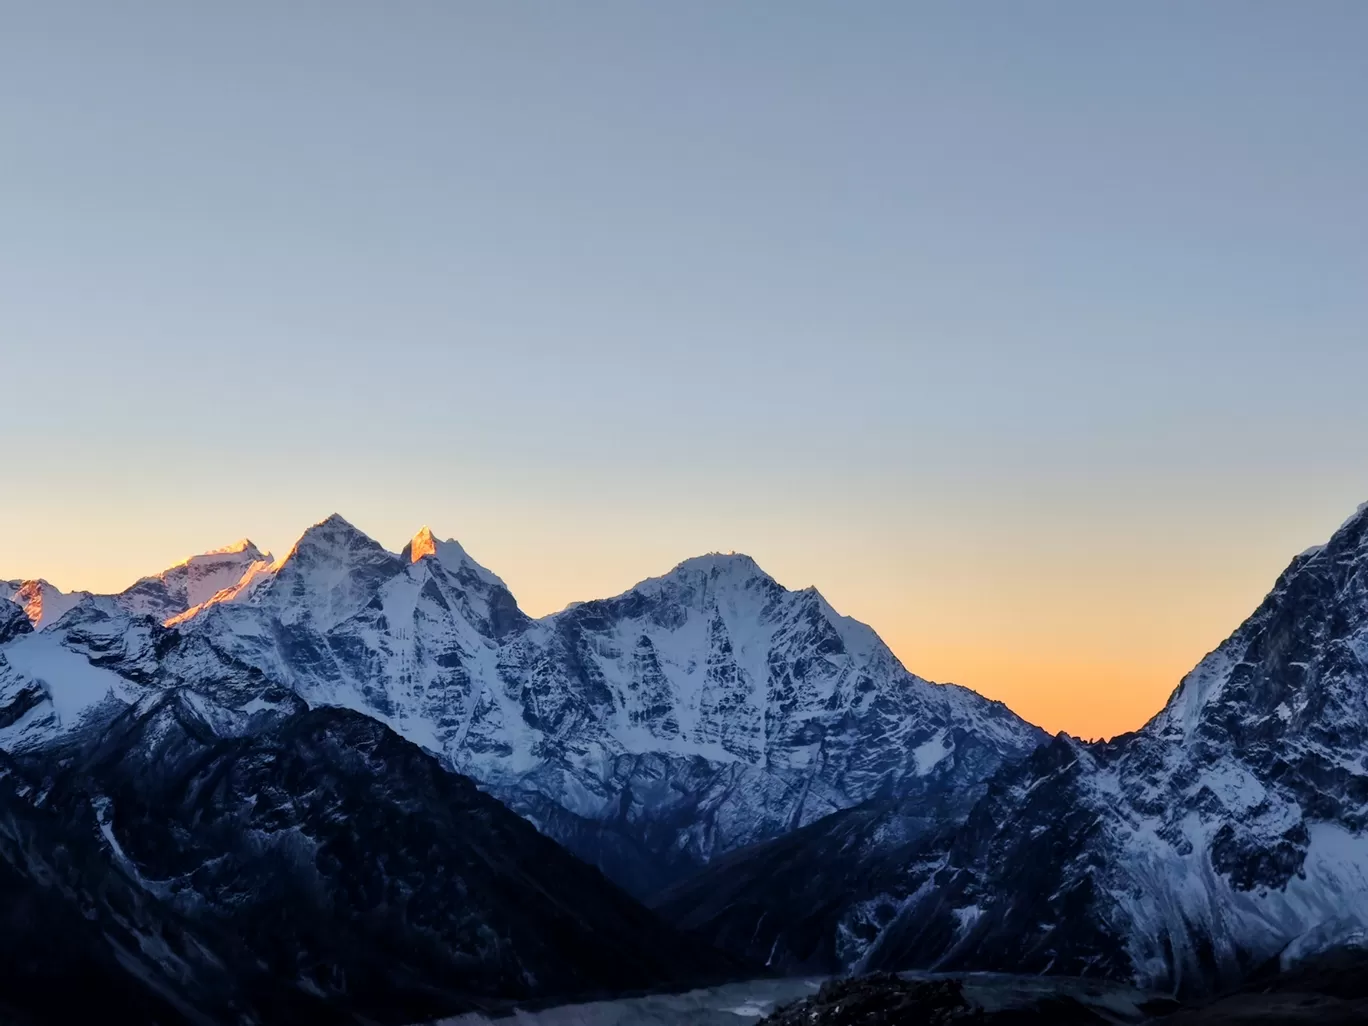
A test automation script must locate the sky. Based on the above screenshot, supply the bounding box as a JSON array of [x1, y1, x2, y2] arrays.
[[2, 2, 1366, 739]]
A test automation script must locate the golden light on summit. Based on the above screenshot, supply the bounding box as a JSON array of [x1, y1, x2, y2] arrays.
[[409, 527, 439, 563]]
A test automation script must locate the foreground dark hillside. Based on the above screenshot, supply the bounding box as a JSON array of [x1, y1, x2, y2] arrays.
[[0, 698, 742, 1024], [756, 952, 1368, 1026]]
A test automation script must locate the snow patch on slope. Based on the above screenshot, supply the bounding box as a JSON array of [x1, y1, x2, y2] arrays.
[[0, 630, 137, 731], [912, 730, 952, 775]]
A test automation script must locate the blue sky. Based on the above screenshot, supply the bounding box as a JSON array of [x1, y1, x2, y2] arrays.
[[3, 2, 1366, 735]]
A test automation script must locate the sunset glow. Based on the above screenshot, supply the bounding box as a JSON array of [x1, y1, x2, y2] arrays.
[[5, 494, 1353, 740], [6, 5, 1368, 1015], [4, 4, 1366, 743]]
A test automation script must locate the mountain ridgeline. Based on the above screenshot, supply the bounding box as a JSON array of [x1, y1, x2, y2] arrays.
[[2, 518, 1045, 897], [5, 504, 1368, 1016]]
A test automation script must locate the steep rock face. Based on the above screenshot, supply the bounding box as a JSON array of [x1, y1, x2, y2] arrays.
[[0, 600, 32, 646], [677, 502, 1368, 992], [856, 735, 1137, 980], [653, 729, 1007, 972], [2, 695, 740, 1024]]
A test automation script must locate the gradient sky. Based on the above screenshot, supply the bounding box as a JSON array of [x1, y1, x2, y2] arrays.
[[3, 3, 1366, 739]]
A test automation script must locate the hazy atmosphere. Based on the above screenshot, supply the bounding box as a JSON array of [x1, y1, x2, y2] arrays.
[[5, 2, 1366, 738]]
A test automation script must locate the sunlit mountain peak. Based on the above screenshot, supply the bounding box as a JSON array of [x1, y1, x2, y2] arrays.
[[409, 526, 439, 563]]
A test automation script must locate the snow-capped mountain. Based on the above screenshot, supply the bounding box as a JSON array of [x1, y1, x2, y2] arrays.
[[1, 578, 91, 629], [662, 501, 1368, 994], [499, 551, 1044, 893], [115, 538, 273, 621], [0, 514, 1046, 898], [180, 519, 1044, 893]]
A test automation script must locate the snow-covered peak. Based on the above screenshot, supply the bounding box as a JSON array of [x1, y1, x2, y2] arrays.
[[163, 558, 276, 627], [620, 552, 905, 686], [285, 513, 379, 555], [401, 526, 508, 590], [628, 552, 781, 610], [116, 539, 274, 622], [530, 546, 1043, 777], [11, 579, 89, 630], [1148, 497, 1368, 740], [271, 514, 394, 571], [251, 515, 403, 630], [407, 526, 440, 563], [204, 538, 261, 557], [667, 552, 768, 580]]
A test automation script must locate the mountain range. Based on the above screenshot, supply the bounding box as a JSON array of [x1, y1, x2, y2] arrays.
[[5, 503, 1368, 1018], [2, 517, 1045, 898]]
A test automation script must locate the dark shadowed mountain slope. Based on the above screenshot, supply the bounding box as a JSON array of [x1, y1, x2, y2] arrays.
[[654, 728, 1006, 972], [1, 693, 743, 1025], [0, 753, 203, 1026], [0, 600, 31, 645]]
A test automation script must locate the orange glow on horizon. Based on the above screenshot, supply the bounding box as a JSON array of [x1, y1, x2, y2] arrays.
[[883, 637, 1194, 741], [3, 498, 1340, 742]]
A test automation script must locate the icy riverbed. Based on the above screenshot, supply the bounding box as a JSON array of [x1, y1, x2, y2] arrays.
[[426, 972, 1163, 1025], [430, 977, 825, 1026]]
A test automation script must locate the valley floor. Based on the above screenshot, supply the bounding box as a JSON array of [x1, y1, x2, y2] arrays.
[[428, 972, 1163, 1026], [429, 977, 825, 1026]]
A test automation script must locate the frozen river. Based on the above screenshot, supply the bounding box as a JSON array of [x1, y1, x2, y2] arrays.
[[425, 972, 1162, 1026], [430, 976, 825, 1026]]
